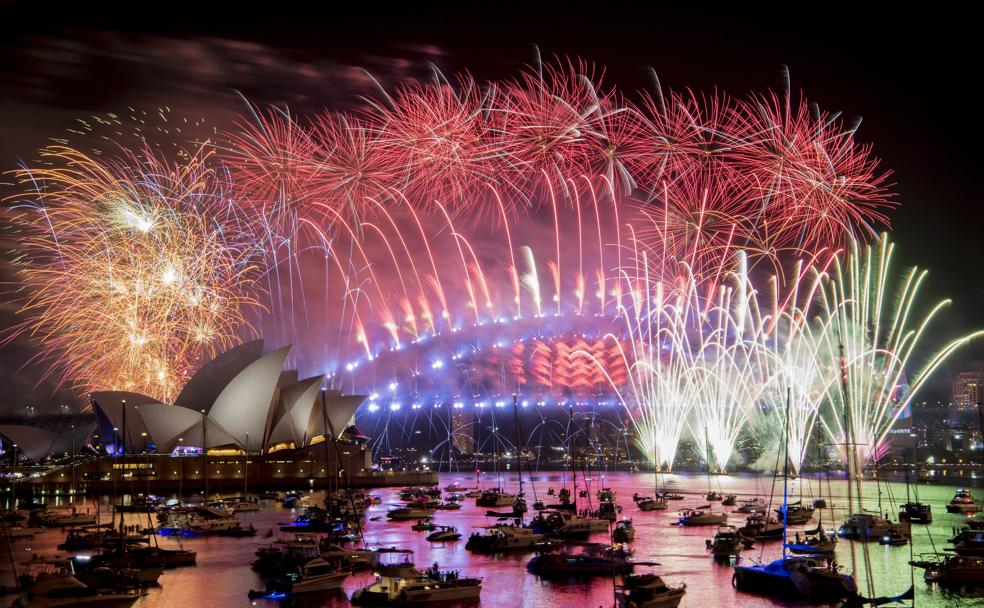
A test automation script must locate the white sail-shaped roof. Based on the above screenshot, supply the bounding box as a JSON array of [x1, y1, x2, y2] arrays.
[[207, 346, 290, 448], [135, 403, 239, 451], [304, 394, 367, 443], [48, 423, 97, 455], [0, 425, 58, 461], [90, 391, 155, 452], [267, 376, 323, 447], [175, 339, 264, 412]]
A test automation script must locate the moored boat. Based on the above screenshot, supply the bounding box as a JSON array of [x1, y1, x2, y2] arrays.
[[678, 509, 727, 526], [528, 543, 634, 577], [351, 555, 481, 606], [946, 488, 981, 514], [911, 553, 984, 584], [612, 519, 636, 543], [733, 555, 857, 601], [706, 525, 750, 559], [898, 501, 932, 524], [615, 570, 686, 608], [466, 524, 544, 553]]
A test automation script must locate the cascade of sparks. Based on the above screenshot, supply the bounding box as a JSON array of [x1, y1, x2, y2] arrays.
[[813, 234, 984, 465]]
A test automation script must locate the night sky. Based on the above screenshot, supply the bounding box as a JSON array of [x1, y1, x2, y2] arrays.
[[1, 5, 981, 413]]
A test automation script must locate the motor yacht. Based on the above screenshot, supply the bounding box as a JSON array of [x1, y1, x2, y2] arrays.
[[351, 556, 482, 605], [466, 525, 544, 553], [946, 488, 981, 514], [678, 509, 727, 526]]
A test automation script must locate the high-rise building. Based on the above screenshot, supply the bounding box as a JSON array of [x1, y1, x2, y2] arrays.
[[952, 371, 984, 410], [450, 408, 475, 455]]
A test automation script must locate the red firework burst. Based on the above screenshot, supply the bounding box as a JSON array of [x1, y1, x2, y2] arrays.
[[364, 74, 510, 211], [500, 59, 608, 193], [222, 106, 320, 218], [729, 91, 894, 250], [304, 112, 399, 221]]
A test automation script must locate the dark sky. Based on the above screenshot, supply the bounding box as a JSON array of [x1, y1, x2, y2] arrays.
[[1, 5, 981, 412]]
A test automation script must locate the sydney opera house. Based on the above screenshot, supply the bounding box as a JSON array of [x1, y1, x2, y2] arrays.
[[1, 340, 428, 492]]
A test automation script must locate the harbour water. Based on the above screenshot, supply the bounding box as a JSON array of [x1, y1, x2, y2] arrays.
[[3, 471, 982, 607]]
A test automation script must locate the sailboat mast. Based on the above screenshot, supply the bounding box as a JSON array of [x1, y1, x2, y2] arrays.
[[244, 432, 249, 498], [201, 410, 208, 500], [782, 388, 789, 559], [511, 394, 524, 502], [705, 426, 712, 494]]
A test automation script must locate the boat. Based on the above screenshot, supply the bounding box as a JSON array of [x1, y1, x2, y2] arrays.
[[466, 524, 544, 553], [721, 495, 737, 506], [67, 554, 163, 588], [351, 554, 482, 605], [706, 491, 723, 502], [411, 519, 437, 531], [444, 482, 464, 492], [678, 509, 727, 526], [386, 506, 434, 521], [57, 526, 148, 551], [528, 543, 634, 577], [785, 528, 837, 556], [949, 528, 984, 556], [535, 510, 610, 538], [734, 555, 857, 601], [946, 488, 982, 514], [184, 517, 251, 536], [705, 525, 749, 558], [29, 508, 97, 528], [253, 534, 322, 575], [637, 497, 668, 512], [11, 561, 146, 607], [911, 553, 984, 584], [612, 519, 636, 543], [3, 525, 41, 538], [251, 557, 349, 596], [837, 513, 909, 542], [426, 526, 462, 542], [738, 515, 783, 541], [464, 489, 483, 499], [879, 528, 909, 546], [435, 501, 462, 511], [320, 543, 379, 570], [898, 501, 933, 524], [736, 498, 766, 514], [615, 570, 686, 608], [475, 488, 515, 507], [774, 503, 814, 525], [661, 493, 684, 501], [114, 495, 162, 513], [593, 500, 621, 521]]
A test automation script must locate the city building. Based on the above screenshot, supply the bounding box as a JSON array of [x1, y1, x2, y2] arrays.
[[952, 371, 984, 409], [450, 407, 475, 455]]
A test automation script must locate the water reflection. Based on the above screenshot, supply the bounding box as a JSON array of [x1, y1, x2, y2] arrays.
[[2, 472, 984, 607]]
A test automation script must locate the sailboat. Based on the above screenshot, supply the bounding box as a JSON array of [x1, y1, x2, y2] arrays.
[[637, 456, 668, 512], [734, 388, 857, 601]]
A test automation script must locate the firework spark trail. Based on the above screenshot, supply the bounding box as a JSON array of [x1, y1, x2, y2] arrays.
[[813, 234, 984, 465], [222, 58, 893, 267], [3, 144, 262, 401]]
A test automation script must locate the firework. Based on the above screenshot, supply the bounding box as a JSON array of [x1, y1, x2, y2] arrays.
[[221, 58, 892, 259], [4, 144, 261, 401], [811, 234, 984, 465]]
